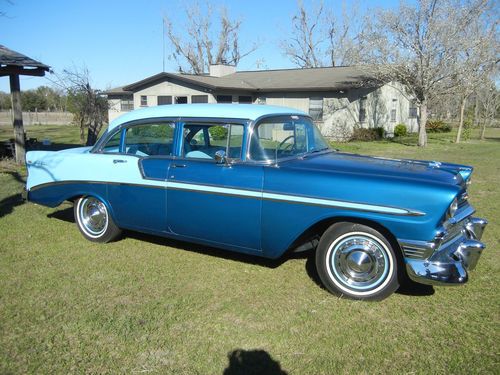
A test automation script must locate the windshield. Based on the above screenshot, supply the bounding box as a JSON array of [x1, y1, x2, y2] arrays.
[[249, 115, 330, 161]]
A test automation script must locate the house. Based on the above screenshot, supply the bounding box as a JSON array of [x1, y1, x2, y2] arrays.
[[105, 65, 418, 139]]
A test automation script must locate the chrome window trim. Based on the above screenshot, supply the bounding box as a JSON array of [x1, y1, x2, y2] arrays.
[[245, 114, 332, 165]]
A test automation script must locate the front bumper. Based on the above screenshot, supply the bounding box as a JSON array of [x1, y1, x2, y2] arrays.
[[400, 216, 487, 286]]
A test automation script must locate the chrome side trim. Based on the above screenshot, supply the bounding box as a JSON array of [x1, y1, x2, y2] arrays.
[[398, 239, 435, 259], [29, 179, 424, 217]]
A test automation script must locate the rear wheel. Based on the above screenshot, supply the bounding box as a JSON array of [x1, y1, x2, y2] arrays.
[[74, 196, 121, 243], [316, 222, 399, 300]]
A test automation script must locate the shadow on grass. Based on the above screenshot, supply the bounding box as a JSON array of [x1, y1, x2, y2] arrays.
[[47, 206, 74, 222], [48, 207, 435, 297], [0, 193, 24, 218], [0, 171, 26, 218], [47, 206, 288, 269], [397, 279, 435, 297], [128, 230, 289, 269], [223, 349, 288, 375], [305, 253, 434, 297]]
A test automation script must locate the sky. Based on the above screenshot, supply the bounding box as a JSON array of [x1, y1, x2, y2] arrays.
[[0, 0, 402, 92]]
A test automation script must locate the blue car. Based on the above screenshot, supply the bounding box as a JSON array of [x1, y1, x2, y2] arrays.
[[25, 104, 487, 300]]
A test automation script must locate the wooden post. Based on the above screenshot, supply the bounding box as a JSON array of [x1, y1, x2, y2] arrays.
[[9, 74, 25, 164]]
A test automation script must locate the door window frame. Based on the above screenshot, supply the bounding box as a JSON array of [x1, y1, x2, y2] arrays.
[[178, 121, 246, 163]]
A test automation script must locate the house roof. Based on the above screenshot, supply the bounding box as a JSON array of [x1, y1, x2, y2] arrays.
[[105, 66, 379, 95], [108, 103, 307, 132], [0, 45, 50, 77]]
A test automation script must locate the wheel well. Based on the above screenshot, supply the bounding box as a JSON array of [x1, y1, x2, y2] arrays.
[[288, 216, 402, 258], [67, 195, 81, 203]]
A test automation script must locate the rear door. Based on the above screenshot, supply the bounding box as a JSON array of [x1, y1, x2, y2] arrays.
[[101, 121, 176, 233]]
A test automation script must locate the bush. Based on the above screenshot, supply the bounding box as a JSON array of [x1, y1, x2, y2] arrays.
[[351, 127, 385, 141], [209, 125, 228, 140], [426, 120, 452, 133], [394, 124, 407, 137], [462, 118, 472, 141]]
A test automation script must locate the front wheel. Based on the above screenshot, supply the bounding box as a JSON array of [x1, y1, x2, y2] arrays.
[[74, 196, 121, 243], [316, 222, 399, 300]]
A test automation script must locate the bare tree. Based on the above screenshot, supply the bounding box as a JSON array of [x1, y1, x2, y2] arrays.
[[48, 67, 108, 145], [477, 83, 499, 140], [453, 8, 498, 143], [164, 3, 256, 74], [281, 1, 365, 68], [361, 0, 494, 146]]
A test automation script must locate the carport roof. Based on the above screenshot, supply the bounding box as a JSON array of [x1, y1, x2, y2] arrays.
[[0, 45, 50, 77]]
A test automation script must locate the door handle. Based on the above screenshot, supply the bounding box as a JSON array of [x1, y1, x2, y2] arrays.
[[171, 163, 187, 168], [113, 159, 127, 164]]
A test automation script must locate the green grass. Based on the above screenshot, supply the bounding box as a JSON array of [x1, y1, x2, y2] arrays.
[[0, 125, 499, 374]]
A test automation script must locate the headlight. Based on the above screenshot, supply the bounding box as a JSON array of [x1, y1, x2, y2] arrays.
[[447, 197, 459, 219], [466, 176, 472, 186]]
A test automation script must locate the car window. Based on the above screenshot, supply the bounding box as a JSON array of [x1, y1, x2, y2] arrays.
[[183, 123, 244, 160], [250, 115, 329, 161], [102, 130, 122, 153], [124, 123, 175, 157]]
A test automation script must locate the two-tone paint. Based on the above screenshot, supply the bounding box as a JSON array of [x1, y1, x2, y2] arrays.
[[25, 104, 487, 287]]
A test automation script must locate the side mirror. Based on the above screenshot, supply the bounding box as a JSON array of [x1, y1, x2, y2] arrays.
[[214, 150, 227, 164]]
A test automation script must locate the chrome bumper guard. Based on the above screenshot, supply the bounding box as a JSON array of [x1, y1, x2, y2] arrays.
[[400, 217, 487, 286]]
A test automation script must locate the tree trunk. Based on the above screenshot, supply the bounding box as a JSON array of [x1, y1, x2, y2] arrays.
[[418, 101, 428, 147], [79, 118, 85, 144], [474, 95, 479, 126], [455, 97, 467, 143], [9, 75, 25, 164], [480, 120, 487, 140]]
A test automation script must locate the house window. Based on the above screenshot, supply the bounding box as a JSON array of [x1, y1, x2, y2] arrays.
[[359, 97, 367, 123], [309, 97, 323, 121], [120, 98, 134, 112], [257, 97, 266, 105], [158, 96, 172, 105], [140, 95, 148, 107], [216, 95, 232, 103], [409, 100, 418, 118], [175, 96, 188, 104], [391, 99, 397, 122], [238, 96, 252, 104], [192, 95, 208, 103]]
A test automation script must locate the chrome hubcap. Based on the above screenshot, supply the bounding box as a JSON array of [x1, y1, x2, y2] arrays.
[[330, 235, 389, 290], [80, 197, 108, 236]]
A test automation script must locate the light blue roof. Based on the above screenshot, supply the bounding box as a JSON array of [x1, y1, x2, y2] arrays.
[[107, 104, 307, 132]]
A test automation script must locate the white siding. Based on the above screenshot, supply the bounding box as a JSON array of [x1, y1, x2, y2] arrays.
[[107, 79, 415, 138]]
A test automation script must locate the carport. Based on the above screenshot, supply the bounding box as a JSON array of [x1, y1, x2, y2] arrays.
[[0, 45, 50, 163]]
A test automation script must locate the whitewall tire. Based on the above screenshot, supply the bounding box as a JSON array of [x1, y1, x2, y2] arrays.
[[316, 222, 399, 300], [74, 196, 121, 243]]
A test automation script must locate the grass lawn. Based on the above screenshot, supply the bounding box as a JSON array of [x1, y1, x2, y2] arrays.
[[0, 124, 499, 374]]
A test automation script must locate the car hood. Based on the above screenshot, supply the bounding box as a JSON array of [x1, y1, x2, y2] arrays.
[[282, 151, 472, 187]]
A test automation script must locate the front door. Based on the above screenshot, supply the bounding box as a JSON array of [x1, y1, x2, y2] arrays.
[[167, 122, 263, 251]]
